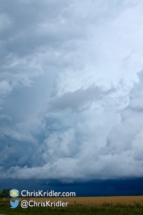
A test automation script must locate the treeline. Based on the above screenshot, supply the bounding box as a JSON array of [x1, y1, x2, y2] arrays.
[[0, 188, 10, 198]]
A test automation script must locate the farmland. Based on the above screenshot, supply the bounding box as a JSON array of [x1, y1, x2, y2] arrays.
[[0, 196, 143, 215], [21, 195, 143, 206]]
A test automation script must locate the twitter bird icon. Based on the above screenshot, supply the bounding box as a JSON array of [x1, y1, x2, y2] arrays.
[[10, 200, 19, 208]]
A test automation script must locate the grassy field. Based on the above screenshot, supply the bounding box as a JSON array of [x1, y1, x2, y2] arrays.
[[0, 196, 143, 215], [20, 196, 143, 206]]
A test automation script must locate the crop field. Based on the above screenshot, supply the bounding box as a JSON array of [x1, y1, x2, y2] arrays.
[[0, 196, 143, 215], [21, 195, 143, 206]]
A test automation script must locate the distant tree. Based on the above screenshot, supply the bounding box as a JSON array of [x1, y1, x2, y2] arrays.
[[0, 188, 10, 198]]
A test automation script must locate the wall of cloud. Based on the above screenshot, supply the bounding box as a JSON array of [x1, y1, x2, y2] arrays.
[[0, 0, 143, 181]]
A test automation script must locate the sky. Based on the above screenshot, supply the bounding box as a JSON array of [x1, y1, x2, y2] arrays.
[[0, 0, 143, 195]]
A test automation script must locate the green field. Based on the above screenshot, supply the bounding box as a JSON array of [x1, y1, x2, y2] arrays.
[[0, 201, 143, 215]]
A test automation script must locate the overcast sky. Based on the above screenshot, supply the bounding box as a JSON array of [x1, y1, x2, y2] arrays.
[[0, 0, 143, 182]]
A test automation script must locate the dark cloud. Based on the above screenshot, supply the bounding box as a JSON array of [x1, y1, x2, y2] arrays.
[[48, 86, 116, 112]]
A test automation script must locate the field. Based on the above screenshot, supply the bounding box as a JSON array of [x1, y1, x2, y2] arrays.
[[22, 196, 143, 205], [0, 196, 143, 215]]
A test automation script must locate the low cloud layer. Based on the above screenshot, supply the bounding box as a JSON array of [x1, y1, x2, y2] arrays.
[[0, 0, 143, 181], [48, 86, 116, 112]]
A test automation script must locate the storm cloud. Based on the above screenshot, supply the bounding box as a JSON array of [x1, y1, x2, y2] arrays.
[[0, 0, 143, 181]]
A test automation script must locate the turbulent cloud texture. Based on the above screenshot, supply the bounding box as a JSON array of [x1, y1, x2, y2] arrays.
[[0, 0, 143, 181]]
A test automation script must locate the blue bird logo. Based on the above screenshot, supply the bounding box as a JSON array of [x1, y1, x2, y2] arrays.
[[10, 200, 19, 208]]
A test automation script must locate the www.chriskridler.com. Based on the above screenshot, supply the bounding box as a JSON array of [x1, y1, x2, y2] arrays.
[[20, 190, 76, 197]]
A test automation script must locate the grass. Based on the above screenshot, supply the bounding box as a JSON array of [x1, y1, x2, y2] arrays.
[[0, 201, 143, 215], [12, 195, 143, 205]]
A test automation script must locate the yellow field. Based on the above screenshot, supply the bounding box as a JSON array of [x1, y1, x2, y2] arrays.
[[17, 196, 143, 206]]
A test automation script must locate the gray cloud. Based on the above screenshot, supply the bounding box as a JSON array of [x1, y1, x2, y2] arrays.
[[48, 86, 116, 112], [0, 0, 143, 181]]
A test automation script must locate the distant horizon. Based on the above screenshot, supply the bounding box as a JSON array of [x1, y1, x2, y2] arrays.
[[1, 177, 143, 197]]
